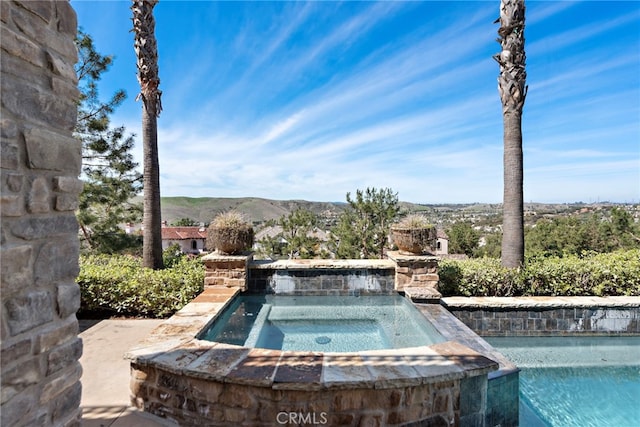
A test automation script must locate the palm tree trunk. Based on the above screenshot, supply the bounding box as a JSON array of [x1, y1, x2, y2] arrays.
[[132, 0, 163, 269], [502, 111, 524, 267], [142, 103, 163, 269], [495, 0, 527, 268]]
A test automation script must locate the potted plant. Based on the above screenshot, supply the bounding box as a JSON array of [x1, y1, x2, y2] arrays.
[[207, 211, 254, 255], [391, 214, 437, 255]]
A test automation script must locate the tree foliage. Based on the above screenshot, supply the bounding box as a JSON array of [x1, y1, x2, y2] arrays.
[[75, 30, 142, 254], [256, 209, 321, 259], [330, 188, 399, 259], [476, 232, 502, 258], [456, 207, 638, 260], [162, 243, 185, 268], [446, 221, 479, 257], [280, 208, 321, 259], [525, 208, 640, 257], [171, 218, 200, 226]]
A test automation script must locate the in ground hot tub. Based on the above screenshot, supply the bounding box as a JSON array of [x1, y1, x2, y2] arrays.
[[126, 287, 502, 426], [198, 294, 446, 352]]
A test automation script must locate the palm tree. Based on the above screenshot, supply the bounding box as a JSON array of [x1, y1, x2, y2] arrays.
[[494, 0, 527, 268], [132, 0, 163, 269]]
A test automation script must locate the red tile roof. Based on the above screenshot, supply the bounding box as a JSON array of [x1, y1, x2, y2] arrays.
[[161, 227, 207, 240]]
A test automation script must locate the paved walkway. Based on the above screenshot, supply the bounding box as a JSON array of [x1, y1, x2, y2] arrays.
[[79, 319, 173, 427]]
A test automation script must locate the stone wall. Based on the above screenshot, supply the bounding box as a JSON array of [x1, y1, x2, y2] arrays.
[[131, 364, 466, 426], [387, 251, 439, 291], [128, 287, 498, 426], [442, 297, 640, 336], [204, 254, 439, 297], [1, 1, 82, 425], [202, 253, 252, 290], [248, 267, 396, 295]]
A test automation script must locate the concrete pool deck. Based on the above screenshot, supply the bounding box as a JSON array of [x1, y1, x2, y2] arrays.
[[79, 318, 171, 426]]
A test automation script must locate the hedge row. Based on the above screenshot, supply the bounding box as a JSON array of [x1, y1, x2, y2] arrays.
[[78, 250, 638, 318], [438, 249, 640, 297], [78, 254, 204, 318]]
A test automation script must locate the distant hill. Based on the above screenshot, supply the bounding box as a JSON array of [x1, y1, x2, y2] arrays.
[[149, 197, 347, 225]]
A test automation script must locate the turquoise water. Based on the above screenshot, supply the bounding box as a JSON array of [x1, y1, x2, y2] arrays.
[[199, 295, 445, 352], [252, 318, 390, 352], [486, 336, 640, 427]]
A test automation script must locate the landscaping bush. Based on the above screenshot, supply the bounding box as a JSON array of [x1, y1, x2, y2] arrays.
[[439, 249, 640, 297], [78, 254, 204, 318]]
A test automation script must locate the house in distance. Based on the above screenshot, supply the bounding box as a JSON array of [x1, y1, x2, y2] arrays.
[[161, 223, 208, 254]]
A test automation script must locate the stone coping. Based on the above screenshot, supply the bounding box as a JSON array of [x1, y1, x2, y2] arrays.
[[404, 287, 442, 303], [414, 304, 519, 380], [386, 251, 439, 262], [250, 259, 396, 270], [442, 296, 640, 309], [126, 288, 498, 391], [201, 252, 253, 262], [200, 252, 438, 269]]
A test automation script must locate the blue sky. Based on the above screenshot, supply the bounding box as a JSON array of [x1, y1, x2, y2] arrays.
[[72, 1, 640, 204]]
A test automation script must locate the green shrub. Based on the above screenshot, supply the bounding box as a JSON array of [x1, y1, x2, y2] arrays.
[[524, 250, 640, 296], [78, 254, 204, 318], [438, 257, 523, 297], [439, 249, 639, 297], [163, 243, 185, 268]]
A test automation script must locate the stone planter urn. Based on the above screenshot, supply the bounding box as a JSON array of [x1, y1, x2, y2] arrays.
[[207, 211, 254, 255], [391, 214, 437, 255]]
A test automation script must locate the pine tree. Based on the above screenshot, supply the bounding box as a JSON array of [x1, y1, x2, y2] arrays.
[[330, 188, 400, 259], [75, 30, 143, 254], [280, 208, 320, 259]]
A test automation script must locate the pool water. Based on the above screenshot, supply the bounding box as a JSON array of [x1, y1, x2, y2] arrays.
[[199, 295, 446, 352], [485, 336, 640, 427]]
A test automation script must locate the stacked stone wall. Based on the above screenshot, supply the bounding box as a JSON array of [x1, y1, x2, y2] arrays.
[[131, 364, 463, 426], [1, 1, 82, 425], [387, 252, 439, 291], [248, 268, 396, 295], [203, 253, 251, 289], [442, 297, 640, 336], [449, 306, 640, 336]]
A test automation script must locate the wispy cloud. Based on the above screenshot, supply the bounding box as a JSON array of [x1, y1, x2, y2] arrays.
[[528, 9, 640, 56], [259, 111, 306, 146], [286, 2, 408, 75], [527, 1, 579, 24]]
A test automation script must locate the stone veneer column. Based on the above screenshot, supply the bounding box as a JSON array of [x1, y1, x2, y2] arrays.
[[202, 252, 252, 290], [387, 251, 441, 300], [1, 1, 83, 426]]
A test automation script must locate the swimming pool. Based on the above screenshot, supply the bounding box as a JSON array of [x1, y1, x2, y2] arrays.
[[485, 336, 640, 426], [198, 294, 446, 352]]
